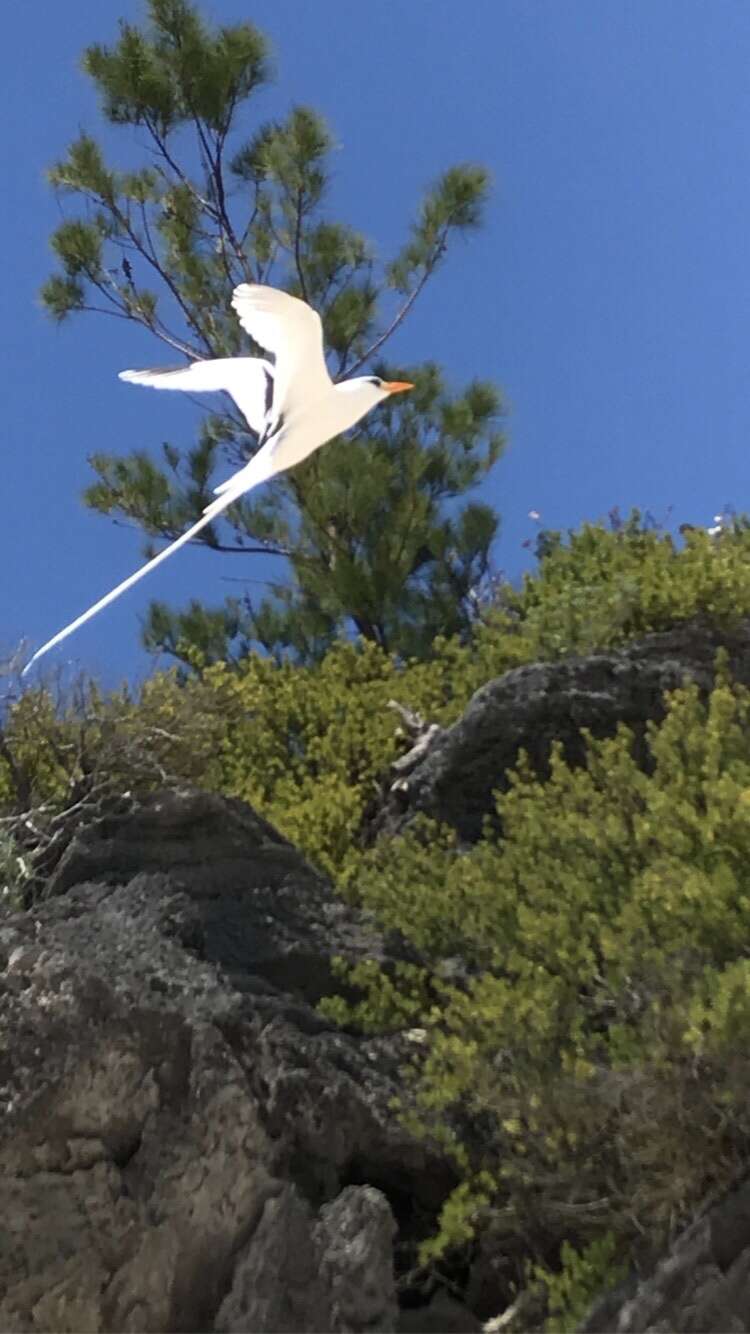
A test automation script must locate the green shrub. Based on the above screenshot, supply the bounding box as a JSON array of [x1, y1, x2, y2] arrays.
[[9, 515, 750, 1306], [335, 661, 750, 1290], [0, 673, 227, 892], [201, 637, 519, 877], [10, 515, 750, 884], [198, 516, 750, 877], [533, 1233, 626, 1332], [503, 515, 750, 658]]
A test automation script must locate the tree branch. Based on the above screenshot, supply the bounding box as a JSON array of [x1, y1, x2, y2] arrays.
[[293, 188, 309, 303], [175, 79, 253, 286], [83, 298, 201, 359], [88, 271, 198, 358], [147, 132, 215, 217], [212, 99, 255, 284], [343, 230, 449, 376], [344, 268, 432, 376], [191, 540, 292, 557], [107, 516, 292, 560], [117, 206, 213, 355], [51, 184, 205, 358]]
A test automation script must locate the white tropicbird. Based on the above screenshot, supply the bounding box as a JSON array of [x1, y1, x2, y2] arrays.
[[22, 283, 413, 675]]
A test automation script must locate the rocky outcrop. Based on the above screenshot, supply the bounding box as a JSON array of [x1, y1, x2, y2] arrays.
[[0, 791, 454, 1333], [383, 616, 750, 841], [9, 619, 750, 1332], [581, 1175, 750, 1333]]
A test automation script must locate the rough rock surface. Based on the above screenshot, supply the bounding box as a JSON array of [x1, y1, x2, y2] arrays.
[[580, 1175, 750, 1333], [0, 790, 454, 1333], [383, 616, 750, 841], [10, 621, 750, 1332]]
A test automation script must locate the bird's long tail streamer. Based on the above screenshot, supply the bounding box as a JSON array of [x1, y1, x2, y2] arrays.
[[21, 455, 272, 677]]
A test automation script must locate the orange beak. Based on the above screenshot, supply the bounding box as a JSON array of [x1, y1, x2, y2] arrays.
[[384, 381, 414, 395]]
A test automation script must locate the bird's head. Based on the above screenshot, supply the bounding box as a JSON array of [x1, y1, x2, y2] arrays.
[[348, 375, 414, 408], [369, 375, 414, 399], [332, 374, 414, 432]]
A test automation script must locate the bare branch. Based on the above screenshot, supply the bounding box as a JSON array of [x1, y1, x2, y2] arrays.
[[79, 303, 144, 322], [343, 229, 449, 376], [59, 172, 210, 357], [172, 72, 253, 286], [82, 298, 200, 359], [189, 539, 292, 557], [107, 516, 292, 560], [344, 268, 432, 376], [116, 209, 213, 355], [293, 188, 309, 303], [88, 270, 201, 359], [212, 98, 255, 284], [148, 147, 216, 223]]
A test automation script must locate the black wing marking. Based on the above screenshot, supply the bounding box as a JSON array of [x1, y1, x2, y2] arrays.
[[263, 365, 274, 419]]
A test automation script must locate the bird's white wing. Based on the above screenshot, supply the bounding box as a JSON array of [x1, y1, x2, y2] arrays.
[[21, 447, 280, 678], [119, 357, 274, 436], [231, 284, 331, 420], [22, 286, 331, 677]]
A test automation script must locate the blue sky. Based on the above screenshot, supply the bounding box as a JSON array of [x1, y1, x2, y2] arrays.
[[5, 1, 750, 685]]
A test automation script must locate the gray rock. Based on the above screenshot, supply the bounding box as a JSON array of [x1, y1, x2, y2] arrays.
[[398, 1292, 482, 1331], [315, 1185, 398, 1332], [214, 1182, 397, 1333], [0, 790, 453, 1332], [580, 1176, 750, 1332], [382, 617, 750, 841]]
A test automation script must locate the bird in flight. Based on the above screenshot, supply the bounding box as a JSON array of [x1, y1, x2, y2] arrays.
[[22, 284, 413, 675]]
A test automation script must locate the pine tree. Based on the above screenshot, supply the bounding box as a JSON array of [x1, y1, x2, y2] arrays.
[[43, 0, 504, 664]]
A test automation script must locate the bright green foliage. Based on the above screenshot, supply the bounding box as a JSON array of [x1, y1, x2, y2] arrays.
[[13, 516, 750, 886], [0, 690, 71, 810], [201, 638, 479, 878], [1, 613, 526, 885], [414, 514, 750, 696], [13, 513, 750, 1307], [0, 675, 224, 808], [83, 0, 269, 134], [2, 616, 528, 883], [42, 0, 502, 663], [338, 661, 750, 1284], [507, 515, 750, 657], [533, 1234, 627, 1333], [174, 610, 535, 876]]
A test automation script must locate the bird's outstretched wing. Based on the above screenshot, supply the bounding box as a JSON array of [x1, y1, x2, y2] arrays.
[[21, 448, 279, 678], [22, 284, 330, 676], [231, 284, 331, 420], [119, 356, 274, 437]]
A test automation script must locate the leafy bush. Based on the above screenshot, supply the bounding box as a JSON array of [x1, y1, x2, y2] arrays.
[[0, 672, 226, 893], [9, 515, 750, 887], [503, 514, 750, 658], [196, 516, 750, 877], [330, 659, 750, 1293], [202, 639, 484, 878], [10, 514, 750, 1309], [3, 630, 529, 883], [532, 1234, 626, 1332]]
